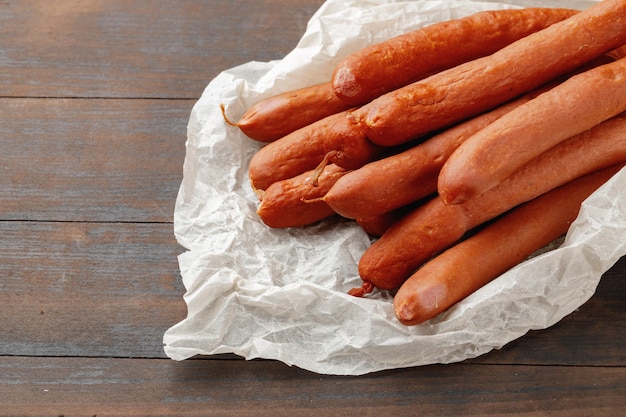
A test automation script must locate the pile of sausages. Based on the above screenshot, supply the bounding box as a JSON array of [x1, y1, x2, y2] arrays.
[[222, 0, 626, 326]]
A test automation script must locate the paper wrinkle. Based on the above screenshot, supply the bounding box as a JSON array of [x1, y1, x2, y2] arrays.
[[164, 0, 623, 375]]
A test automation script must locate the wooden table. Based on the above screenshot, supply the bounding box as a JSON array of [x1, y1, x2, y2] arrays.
[[1, 1, 624, 415]]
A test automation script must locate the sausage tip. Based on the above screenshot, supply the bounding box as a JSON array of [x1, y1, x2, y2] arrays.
[[347, 281, 374, 297], [393, 301, 417, 326]]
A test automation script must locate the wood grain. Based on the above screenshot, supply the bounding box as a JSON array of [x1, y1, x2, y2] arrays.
[[0, 98, 188, 222], [0, 221, 187, 358], [1, 357, 624, 416], [1, 0, 624, 414], [0, 0, 324, 99]]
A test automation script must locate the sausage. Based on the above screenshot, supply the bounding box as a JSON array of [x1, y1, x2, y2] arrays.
[[324, 89, 541, 219], [438, 55, 626, 205], [608, 44, 626, 60], [332, 8, 578, 105], [256, 164, 349, 228], [359, 0, 626, 147], [350, 194, 462, 296], [248, 109, 380, 192], [325, 55, 615, 219], [222, 82, 351, 142], [356, 213, 399, 238], [355, 202, 420, 238], [352, 112, 626, 295], [393, 163, 624, 325]]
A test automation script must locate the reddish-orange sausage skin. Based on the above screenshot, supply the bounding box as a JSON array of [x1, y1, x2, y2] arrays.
[[324, 90, 541, 219], [332, 8, 578, 105], [360, 0, 626, 147], [248, 109, 379, 192], [394, 164, 624, 326], [256, 164, 349, 228], [226, 82, 352, 142], [438, 55, 626, 204], [354, 113, 626, 294], [355, 202, 420, 238]]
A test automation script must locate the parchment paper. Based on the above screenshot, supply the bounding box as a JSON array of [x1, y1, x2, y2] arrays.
[[163, 0, 625, 375]]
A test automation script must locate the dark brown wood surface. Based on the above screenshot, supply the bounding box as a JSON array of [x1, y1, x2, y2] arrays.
[[1, 1, 624, 415]]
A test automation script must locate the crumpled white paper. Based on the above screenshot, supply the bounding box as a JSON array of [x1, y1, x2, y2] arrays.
[[163, 0, 624, 375]]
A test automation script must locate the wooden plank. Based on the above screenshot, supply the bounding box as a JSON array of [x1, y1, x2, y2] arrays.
[[0, 221, 187, 358], [1, 220, 624, 365], [3, 0, 623, 412], [0, 97, 188, 222], [1, 357, 624, 416], [0, 0, 324, 99]]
